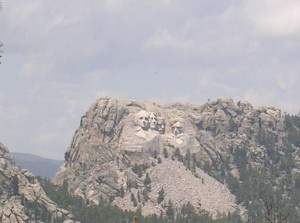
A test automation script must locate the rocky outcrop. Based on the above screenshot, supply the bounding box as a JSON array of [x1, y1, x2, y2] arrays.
[[0, 143, 79, 223], [52, 97, 289, 217]]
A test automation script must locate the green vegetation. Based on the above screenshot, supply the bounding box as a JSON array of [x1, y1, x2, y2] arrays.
[[24, 200, 53, 222], [11, 175, 19, 196], [179, 114, 300, 223], [157, 187, 164, 204], [285, 114, 300, 147], [222, 115, 300, 223], [163, 147, 169, 158], [38, 177, 242, 223], [28, 114, 300, 223], [132, 163, 145, 178]]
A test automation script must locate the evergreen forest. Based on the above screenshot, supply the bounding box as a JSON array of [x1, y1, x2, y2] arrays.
[[23, 114, 300, 223]]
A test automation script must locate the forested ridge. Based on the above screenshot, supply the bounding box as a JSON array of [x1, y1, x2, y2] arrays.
[[4, 101, 300, 223], [41, 114, 300, 223], [37, 177, 243, 223]]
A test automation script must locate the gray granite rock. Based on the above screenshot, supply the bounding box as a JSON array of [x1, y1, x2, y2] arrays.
[[0, 143, 78, 223], [52, 97, 289, 217]]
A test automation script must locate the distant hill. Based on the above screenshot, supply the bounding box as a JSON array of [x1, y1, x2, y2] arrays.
[[12, 152, 63, 178]]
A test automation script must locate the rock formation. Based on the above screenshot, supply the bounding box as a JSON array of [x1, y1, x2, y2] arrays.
[[53, 97, 289, 217], [0, 143, 79, 223]]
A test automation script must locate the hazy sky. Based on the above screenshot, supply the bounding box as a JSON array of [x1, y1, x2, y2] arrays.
[[1, 0, 300, 159]]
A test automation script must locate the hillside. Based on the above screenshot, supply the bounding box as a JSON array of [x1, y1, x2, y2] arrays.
[[52, 97, 300, 221], [0, 143, 79, 223]]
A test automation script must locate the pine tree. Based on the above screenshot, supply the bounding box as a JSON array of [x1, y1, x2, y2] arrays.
[[137, 191, 141, 203], [158, 157, 162, 164], [131, 193, 138, 207], [185, 148, 191, 169], [142, 189, 149, 202], [144, 173, 151, 186], [166, 200, 175, 221], [163, 148, 169, 158], [174, 148, 181, 158], [157, 187, 164, 204], [181, 202, 194, 219], [11, 175, 19, 196], [132, 163, 143, 177], [120, 186, 125, 198]]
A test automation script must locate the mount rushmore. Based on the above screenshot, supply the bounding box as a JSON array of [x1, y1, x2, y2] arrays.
[[52, 96, 292, 217], [2, 95, 300, 221]]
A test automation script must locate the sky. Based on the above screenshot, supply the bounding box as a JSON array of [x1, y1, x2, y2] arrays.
[[1, 0, 300, 160]]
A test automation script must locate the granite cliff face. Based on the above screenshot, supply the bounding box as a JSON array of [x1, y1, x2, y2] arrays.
[[52, 97, 290, 217], [0, 143, 78, 223]]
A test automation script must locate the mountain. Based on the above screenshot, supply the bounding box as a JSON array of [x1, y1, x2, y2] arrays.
[[0, 142, 79, 223], [12, 152, 63, 179], [52, 97, 300, 221]]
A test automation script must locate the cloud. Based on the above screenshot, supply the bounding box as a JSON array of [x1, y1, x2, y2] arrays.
[[220, 0, 300, 38], [1, 0, 300, 159], [144, 29, 193, 51], [242, 89, 276, 108], [0, 93, 32, 119], [248, 0, 300, 37], [84, 70, 107, 85], [196, 72, 243, 102], [275, 74, 299, 90], [17, 58, 53, 79]]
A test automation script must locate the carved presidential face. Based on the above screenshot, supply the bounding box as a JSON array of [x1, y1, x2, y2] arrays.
[[136, 110, 149, 130], [149, 112, 158, 130], [157, 117, 165, 134], [172, 121, 183, 136]]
